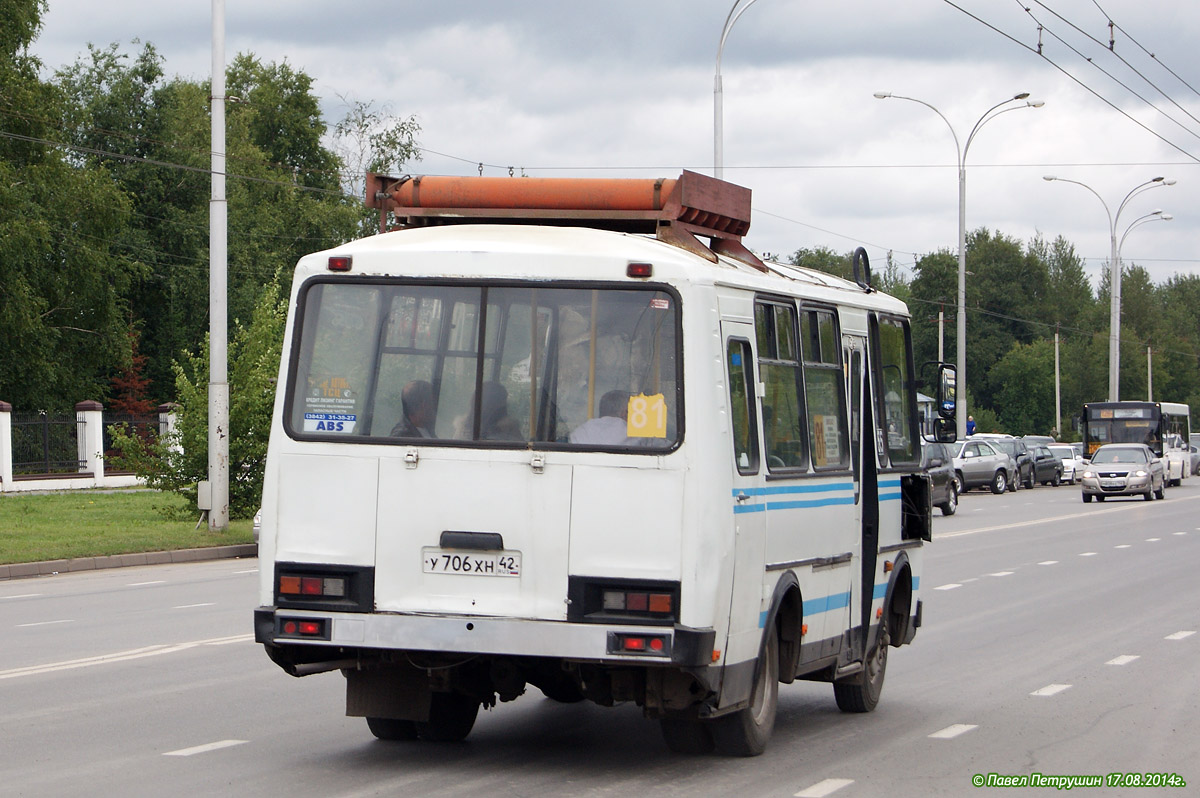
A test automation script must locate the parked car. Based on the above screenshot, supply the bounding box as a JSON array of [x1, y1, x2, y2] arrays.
[[1029, 444, 1064, 485], [989, 438, 1036, 489], [1079, 443, 1165, 502], [921, 441, 958, 516], [952, 439, 1016, 495], [1048, 443, 1082, 484]]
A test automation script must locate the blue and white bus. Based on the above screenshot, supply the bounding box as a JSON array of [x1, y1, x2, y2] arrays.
[[253, 171, 955, 755]]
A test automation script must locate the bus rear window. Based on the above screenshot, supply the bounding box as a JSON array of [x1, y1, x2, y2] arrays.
[[286, 280, 681, 450]]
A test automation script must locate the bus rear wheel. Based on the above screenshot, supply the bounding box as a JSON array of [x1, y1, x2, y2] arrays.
[[834, 616, 888, 713], [711, 630, 778, 756], [366, 716, 418, 741], [415, 693, 480, 742]]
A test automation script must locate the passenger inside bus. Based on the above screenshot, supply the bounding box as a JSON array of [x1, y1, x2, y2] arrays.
[[390, 380, 437, 438], [569, 390, 636, 445], [455, 381, 521, 441]]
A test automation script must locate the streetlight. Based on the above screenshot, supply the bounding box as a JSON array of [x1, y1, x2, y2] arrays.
[[714, 0, 764, 179], [1042, 175, 1175, 401], [875, 91, 1044, 438]]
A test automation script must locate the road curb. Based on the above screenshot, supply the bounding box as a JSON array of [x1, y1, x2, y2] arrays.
[[0, 544, 259, 581]]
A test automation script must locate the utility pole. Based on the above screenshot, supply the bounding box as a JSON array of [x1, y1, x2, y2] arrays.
[[208, 0, 229, 530]]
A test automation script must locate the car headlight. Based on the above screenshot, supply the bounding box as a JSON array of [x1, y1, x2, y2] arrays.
[[1133, 470, 1148, 477], [1081, 470, 1094, 479]]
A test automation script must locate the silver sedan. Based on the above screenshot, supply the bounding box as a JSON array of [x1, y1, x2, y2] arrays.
[[1080, 443, 1165, 502]]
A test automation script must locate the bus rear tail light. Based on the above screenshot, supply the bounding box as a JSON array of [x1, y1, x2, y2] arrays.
[[602, 590, 673, 615], [278, 574, 346, 599], [568, 577, 680, 625], [278, 617, 330, 640], [273, 563, 374, 612], [608, 632, 671, 656]]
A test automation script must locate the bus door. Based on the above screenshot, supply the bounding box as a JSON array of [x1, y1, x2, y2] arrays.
[[721, 323, 768, 676]]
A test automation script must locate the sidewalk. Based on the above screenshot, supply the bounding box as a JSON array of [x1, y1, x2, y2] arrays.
[[0, 544, 258, 581]]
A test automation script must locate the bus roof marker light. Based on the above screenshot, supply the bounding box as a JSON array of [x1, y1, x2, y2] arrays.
[[328, 256, 352, 272], [627, 262, 653, 278]]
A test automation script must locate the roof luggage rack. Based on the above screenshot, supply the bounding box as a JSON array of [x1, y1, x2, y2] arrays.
[[366, 170, 768, 272]]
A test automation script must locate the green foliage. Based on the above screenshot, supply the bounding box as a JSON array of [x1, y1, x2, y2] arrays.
[[108, 279, 287, 518]]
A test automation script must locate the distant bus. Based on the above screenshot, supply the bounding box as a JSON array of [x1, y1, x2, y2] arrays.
[[1160, 402, 1191, 486]]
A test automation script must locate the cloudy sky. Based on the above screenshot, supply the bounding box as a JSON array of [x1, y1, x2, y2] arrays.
[[27, 1, 1200, 286]]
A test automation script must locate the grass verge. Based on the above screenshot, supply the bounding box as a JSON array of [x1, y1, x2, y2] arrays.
[[0, 490, 254, 565]]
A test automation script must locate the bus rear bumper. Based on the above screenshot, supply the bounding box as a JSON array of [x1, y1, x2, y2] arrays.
[[254, 606, 716, 669]]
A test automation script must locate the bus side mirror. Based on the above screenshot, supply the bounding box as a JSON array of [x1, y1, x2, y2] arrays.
[[932, 417, 956, 443], [937, 363, 957, 419]]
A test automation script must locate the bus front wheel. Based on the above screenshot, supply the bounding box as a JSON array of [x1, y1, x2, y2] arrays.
[[711, 630, 778, 756], [834, 616, 888, 713]]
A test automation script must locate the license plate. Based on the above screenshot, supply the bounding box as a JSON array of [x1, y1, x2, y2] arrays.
[[422, 548, 521, 577], [1100, 478, 1124, 487]]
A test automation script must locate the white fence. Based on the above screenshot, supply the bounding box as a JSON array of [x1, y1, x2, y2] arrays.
[[0, 401, 177, 493]]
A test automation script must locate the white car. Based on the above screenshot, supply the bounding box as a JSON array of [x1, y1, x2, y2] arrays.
[[1048, 444, 1082, 485]]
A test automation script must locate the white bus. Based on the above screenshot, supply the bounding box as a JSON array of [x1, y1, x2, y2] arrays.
[[254, 171, 956, 756], [1160, 401, 1191, 485]]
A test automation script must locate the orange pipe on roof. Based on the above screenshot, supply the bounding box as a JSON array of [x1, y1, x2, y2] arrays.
[[389, 176, 677, 212]]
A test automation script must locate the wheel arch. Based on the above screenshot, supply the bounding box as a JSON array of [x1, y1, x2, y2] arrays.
[[765, 571, 802, 684], [883, 551, 915, 647]]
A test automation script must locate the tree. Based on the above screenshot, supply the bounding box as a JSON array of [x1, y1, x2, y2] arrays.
[[109, 278, 287, 518], [0, 8, 135, 411]]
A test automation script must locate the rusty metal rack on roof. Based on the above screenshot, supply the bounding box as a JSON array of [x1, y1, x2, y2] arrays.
[[365, 169, 767, 272]]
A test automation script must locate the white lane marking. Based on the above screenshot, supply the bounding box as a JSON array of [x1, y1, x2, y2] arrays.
[[164, 739, 248, 757], [1166, 631, 1196, 640], [232, 569, 259, 574], [961, 578, 979, 583], [1174, 532, 1187, 536], [0, 634, 254, 680], [934, 584, 962, 591], [1146, 537, 1161, 542], [1031, 684, 1072, 696], [795, 779, 855, 798], [172, 603, 216, 609], [929, 724, 977, 739], [1114, 544, 1132, 549], [941, 495, 1200, 539], [1, 594, 42, 599], [1080, 552, 1098, 557], [1107, 655, 1140, 666], [989, 571, 1014, 577], [1038, 560, 1058, 565], [128, 580, 167, 587], [17, 619, 73, 628]]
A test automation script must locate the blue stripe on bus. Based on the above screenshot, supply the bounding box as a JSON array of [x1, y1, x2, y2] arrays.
[[759, 591, 852, 627], [758, 578, 921, 627]]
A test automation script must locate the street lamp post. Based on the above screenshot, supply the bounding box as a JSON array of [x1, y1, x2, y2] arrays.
[[875, 92, 1044, 438], [1042, 176, 1174, 401], [714, 0, 764, 179]]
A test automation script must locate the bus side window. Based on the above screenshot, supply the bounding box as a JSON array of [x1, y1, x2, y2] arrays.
[[727, 339, 759, 474], [800, 308, 849, 470], [755, 301, 809, 472]]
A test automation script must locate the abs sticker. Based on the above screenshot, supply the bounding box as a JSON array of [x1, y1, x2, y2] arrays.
[[304, 413, 357, 433]]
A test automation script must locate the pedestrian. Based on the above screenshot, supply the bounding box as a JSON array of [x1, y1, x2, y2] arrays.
[[966, 415, 976, 436]]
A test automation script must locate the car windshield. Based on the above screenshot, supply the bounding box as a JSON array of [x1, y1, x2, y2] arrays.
[[992, 441, 1018, 455], [1048, 446, 1074, 458], [1093, 447, 1147, 464]]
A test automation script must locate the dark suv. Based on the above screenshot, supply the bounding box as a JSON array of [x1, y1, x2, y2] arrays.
[[921, 441, 958, 515], [989, 438, 1036, 489]]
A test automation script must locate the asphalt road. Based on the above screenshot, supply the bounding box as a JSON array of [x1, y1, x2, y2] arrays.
[[2, 480, 1197, 797]]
